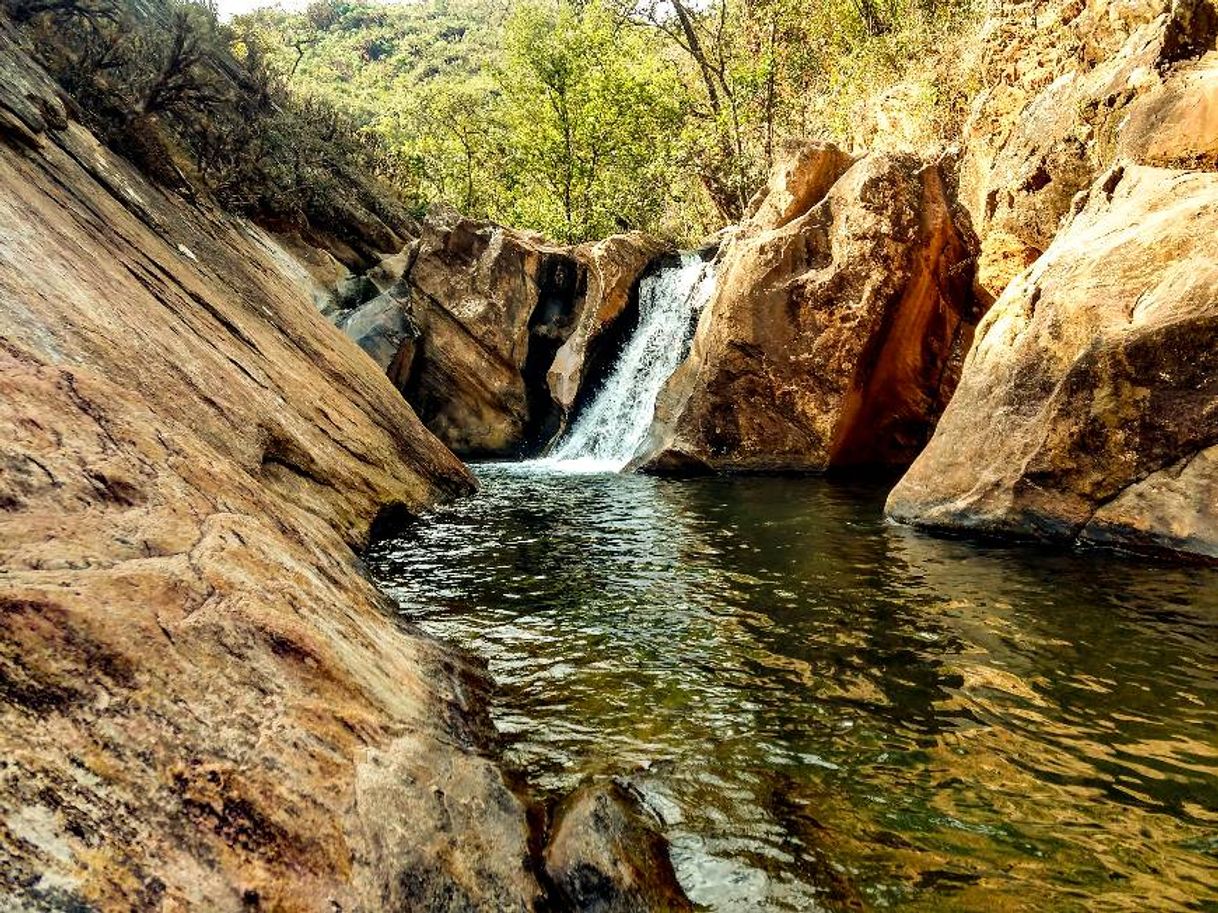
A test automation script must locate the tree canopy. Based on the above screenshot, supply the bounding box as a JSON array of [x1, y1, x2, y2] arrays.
[[240, 0, 980, 243], [4, 0, 980, 245]]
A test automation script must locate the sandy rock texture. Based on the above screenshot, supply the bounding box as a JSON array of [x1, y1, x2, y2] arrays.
[[887, 165, 1218, 559], [637, 141, 979, 474], [887, 0, 1218, 561], [959, 0, 1218, 300], [543, 782, 693, 913], [332, 210, 669, 457], [0, 27, 546, 912]]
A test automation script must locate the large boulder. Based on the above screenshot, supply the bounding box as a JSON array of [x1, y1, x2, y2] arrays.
[[886, 163, 1218, 560], [959, 0, 1218, 301], [543, 782, 693, 913], [388, 211, 581, 455], [355, 211, 667, 457], [0, 29, 544, 912], [637, 142, 979, 474]]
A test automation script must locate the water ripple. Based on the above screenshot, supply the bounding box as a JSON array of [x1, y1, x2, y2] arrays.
[[368, 465, 1218, 912]]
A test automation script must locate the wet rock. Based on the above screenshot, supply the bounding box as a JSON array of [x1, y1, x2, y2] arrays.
[[638, 143, 978, 473], [887, 164, 1218, 560], [543, 782, 693, 913], [0, 33, 549, 913]]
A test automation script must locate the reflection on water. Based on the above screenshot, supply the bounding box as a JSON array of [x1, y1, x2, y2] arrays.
[[367, 465, 1218, 912]]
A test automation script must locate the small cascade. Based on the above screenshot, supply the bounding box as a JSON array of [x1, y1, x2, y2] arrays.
[[541, 253, 716, 472]]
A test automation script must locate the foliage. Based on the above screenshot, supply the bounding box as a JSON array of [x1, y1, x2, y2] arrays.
[[3, 0, 983, 246], [3, 0, 413, 261], [246, 0, 980, 243]]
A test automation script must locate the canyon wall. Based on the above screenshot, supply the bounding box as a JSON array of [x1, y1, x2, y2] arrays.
[[0, 27, 546, 911], [636, 141, 980, 474], [887, 0, 1218, 560], [333, 210, 669, 457]]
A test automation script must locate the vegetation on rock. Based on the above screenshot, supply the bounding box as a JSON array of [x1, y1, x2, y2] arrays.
[[3, 0, 412, 263], [239, 0, 982, 242]]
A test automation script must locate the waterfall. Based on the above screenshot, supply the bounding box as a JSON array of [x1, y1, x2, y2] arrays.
[[541, 253, 716, 472]]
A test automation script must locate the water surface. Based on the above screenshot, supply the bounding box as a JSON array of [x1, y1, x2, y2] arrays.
[[367, 465, 1218, 912]]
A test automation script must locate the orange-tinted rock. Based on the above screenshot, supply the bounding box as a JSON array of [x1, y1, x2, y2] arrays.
[[887, 164, 1218, 560], [0, 30, 546, 912], [958, 0, 1218, 301], [543, 782, 693, 913], [638, 144, 978, 473], [384, 212, 666, 456]]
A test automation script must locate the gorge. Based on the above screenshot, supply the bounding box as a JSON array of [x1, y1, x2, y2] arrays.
[[2, 0, 1217, 909]]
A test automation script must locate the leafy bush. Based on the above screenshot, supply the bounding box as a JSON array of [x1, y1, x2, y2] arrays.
[[4, 0, 413, 263]]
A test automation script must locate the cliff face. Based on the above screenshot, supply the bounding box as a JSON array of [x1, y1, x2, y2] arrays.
[[0, 26, 545, 912], [332, 209, 670, 458], [886, 0, 1218, 560], [637, 142, 979, 474]]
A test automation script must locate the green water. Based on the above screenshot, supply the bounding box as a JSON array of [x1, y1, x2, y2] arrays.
[[367, 464, 1218, 912]]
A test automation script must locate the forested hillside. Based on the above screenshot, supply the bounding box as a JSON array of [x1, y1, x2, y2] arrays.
[[241, 0, 981, 241]]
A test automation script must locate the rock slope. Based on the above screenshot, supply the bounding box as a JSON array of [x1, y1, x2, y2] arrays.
[[0, 27, 546, 911], [959, 0, 1218, 301]]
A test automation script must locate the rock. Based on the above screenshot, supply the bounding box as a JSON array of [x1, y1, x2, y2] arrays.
[[398, 211, 583, 455], [335, 272, 382, 311], [390, 212, 665, 456], [637, 143, 978, 473], [337, 286, 420, 374], [0, 33, 547, 912], [543, 782, 693, 913], [886, 163, 1218, 561], [546, 233, 671, 437], [958, 0, 1218, 301], [742, 138, 857, 227], [355, 733, 541, 912]]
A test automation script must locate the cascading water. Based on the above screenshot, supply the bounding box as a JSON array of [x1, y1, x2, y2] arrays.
[[541, 253, 716, 472]]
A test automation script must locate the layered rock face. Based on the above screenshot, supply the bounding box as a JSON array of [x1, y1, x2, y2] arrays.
[[638, 141, 979, 473], [0, 30, 548, 912], [887, 165, 1218, 559], [887, 0, 1218, 560], [335, 212, 667, 457], [959, 0, 1218, 301]]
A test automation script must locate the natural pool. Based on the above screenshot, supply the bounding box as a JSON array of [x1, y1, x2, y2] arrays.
[[367, 464, 1218, 912]]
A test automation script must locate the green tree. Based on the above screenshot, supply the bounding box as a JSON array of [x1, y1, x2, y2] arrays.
[[496, 0, 686, 241]]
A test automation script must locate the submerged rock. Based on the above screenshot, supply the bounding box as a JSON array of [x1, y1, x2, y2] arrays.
[[638, 141, 979, 474], [0, 29, 550, 912], [887, 164, 1218, 560], [543, 782, 694, 913]]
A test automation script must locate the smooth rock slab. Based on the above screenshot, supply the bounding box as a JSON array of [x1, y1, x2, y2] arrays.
[[543, 782, 693, 913], [887, 163, 1218, 560]]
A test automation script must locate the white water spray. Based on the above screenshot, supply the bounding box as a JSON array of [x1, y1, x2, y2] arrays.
[[540, 253, 716, 473]]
